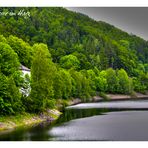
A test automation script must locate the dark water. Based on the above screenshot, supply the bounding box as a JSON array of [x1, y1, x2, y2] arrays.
[[1, 100, 148, 141]]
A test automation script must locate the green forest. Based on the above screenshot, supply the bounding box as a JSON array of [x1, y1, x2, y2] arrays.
[[0, 7, 148, 115]]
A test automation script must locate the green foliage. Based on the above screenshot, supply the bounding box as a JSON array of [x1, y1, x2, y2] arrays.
[[70, 69, 92, 100], [0, 73, 8, 99], [0, 35, 7, 43], [0, 7, 147, 116], [0, 73, 23, 115], [95, 71, 108, 92], [133, 77, 146, 93], [133, 72, 148, 93], [59, 69, 72, 99], [117, 69, 133, 94], [0, 7, 147, 72], [7, 35, 33, 68], [0, 97, 13, 115], [53, 70, 63, 100], [7, 76, 23, 112], [99, 92, 110, 100], [60, 54, 80, 70], [86, 69, 97, 91], [0, 42, 20, 76], [30, 43, 56, 112], [80, 73, 91, 101], [0, 41, 23, 115], [106, 68, 119, 93]]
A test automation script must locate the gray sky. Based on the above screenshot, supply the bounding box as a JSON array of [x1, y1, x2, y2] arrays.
[[67, 7, 148, 40]]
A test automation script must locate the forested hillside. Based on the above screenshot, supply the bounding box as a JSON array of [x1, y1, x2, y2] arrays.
[[0, 7, 147, 115]]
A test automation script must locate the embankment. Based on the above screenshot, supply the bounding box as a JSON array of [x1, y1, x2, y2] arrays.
[[0, 92, 148, 132], [0, 109, 61, 131]]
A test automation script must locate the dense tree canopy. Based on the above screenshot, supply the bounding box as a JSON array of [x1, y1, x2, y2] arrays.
[[30, 43, 56, 112], [0, 7, 147, 115], [60, 54, 80, 70]]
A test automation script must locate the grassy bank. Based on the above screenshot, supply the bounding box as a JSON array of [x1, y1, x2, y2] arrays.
[[0, 109, 61, 131]]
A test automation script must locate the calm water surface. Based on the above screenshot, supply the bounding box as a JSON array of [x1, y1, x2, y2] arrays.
[[1, 100, 148, 141]]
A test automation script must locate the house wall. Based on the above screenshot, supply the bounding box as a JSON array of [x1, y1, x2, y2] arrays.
[[22, 70, 31, 76]]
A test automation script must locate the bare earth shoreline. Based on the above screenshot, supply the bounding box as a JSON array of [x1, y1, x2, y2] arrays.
[[107, 93, 148, 100], [70, 92, 148, 105]]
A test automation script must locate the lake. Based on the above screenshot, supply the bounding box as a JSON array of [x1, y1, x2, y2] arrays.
[[1, 100, 148, 141]]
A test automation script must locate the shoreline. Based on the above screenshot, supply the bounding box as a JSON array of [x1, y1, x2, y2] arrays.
[[0, 92, 148, 132], [0, 109, 61, 132], [106, 92, 148, 101], [68, 92, 148, 106]]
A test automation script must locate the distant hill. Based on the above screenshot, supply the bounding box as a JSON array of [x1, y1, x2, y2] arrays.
[[0, 7, 147, 72]]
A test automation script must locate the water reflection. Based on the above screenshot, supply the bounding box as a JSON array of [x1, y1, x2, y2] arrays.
[[0, 121, 56, 141], [0, 108, 108, 141], [56, 108, 108, 124], [1, 100, 148, 141], [67, 100, 148, 109]]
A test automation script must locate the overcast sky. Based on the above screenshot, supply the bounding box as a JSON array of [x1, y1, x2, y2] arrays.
[[67, 7, 148, 40]]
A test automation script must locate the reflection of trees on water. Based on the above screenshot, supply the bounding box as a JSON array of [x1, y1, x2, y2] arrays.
[[56, 108, 109, 124]]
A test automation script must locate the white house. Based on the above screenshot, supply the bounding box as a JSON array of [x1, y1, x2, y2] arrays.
[[19, 64, 31, 76], [19, 64, 31, 96]]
